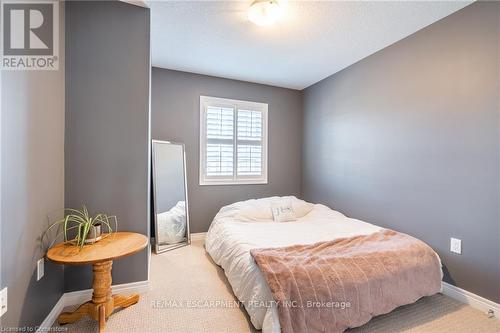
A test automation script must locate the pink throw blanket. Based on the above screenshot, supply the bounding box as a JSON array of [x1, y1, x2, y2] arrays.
[[250, 229, 442, 333]]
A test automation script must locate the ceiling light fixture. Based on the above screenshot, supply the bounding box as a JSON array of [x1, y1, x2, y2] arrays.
[[248, 0, 283, 27]]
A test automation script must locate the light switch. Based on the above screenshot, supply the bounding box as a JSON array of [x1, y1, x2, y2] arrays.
[[450, 238, 462, 254], [0, 287, 7, 317], [37, 258, 44, 281]]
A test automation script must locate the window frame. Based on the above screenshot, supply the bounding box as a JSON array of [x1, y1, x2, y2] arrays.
[[199, 95, 268, 186]]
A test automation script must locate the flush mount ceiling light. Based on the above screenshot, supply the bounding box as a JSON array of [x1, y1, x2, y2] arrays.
[[248, 0, 283, 26]]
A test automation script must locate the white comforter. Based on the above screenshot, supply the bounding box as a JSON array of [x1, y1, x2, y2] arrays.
[[205, 197, 383, 333]]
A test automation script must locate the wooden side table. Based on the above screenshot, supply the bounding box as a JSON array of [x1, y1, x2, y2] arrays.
[[46, 232, 148, 333]]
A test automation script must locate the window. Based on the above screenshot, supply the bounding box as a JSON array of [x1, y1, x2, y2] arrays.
[[200, 96, 268, 185]]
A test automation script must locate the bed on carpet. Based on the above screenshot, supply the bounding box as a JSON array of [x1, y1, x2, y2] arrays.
[[205, 196, 443, 333]]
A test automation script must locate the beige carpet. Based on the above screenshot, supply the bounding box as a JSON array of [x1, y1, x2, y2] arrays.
[[57, 239, 499, 332]]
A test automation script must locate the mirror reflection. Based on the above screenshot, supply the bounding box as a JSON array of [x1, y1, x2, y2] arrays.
[[152, 140, 190, 252]]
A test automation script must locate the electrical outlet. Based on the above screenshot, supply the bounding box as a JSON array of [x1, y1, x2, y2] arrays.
[[450, 237, 462, 254], [37, 258, 44, 281], [0, 287, 7, 317]]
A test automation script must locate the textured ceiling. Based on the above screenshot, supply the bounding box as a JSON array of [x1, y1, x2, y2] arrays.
[[151, 1, 472, 90]]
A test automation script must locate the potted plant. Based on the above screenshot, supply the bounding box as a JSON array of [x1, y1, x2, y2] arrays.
[[43, 205, 117, 249]]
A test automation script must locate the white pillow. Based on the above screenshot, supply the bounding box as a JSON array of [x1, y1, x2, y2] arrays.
[[289, 197, 314, 218], [271, 201, 297, 222], [223, 196, 314, 222]]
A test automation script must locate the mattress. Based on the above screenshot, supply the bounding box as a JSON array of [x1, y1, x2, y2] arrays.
[[205, 196, 386, 333]]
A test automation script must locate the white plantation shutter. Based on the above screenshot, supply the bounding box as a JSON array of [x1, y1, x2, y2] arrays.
[[237, 145, 262, 176], [206, 144, 233, 176], [200, 96, 268, 185], [237, 110, 262, 141], [206, 106, 233, 140], [206, 106, 234, 176], [237, 110, 263, 176]]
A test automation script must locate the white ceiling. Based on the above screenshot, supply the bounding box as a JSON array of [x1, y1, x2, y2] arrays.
[[151, 1, 472, 90]]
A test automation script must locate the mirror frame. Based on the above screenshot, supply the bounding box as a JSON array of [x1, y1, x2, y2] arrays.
[[152, 139, 191, 253]]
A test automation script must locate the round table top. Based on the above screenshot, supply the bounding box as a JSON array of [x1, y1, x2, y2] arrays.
[[46, 232, 149, 265]]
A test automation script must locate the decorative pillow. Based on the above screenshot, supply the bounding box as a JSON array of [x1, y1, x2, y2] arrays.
[[271, 201, 297, 222]]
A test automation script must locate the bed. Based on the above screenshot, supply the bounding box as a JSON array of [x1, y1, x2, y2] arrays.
[[205, 196, 442, 333]]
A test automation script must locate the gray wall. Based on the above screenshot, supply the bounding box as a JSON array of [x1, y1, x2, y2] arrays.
[[152, 68, 302, 233], [65, 1, 150, 291], [0, 3, 65, 327], [302, 2, 499, 303]]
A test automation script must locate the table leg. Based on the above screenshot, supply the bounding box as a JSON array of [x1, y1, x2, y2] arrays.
[[57, 261, 114, 329], [113, 294, 140, 308], [57, 260, 140, 331], [92, 261, 113, 333], [99, 305, 106, 333], [58, 302, 93, 324]]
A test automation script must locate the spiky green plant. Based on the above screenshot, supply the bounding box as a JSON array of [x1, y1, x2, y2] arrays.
[[42, 206, 117, 249]]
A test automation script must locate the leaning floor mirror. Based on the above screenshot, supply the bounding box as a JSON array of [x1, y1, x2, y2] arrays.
[[152, 140, 190, 253]]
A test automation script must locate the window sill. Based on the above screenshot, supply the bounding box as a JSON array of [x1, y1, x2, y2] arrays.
[[199, 179, 268, 186]]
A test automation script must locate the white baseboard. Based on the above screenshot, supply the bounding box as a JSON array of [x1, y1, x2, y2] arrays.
[[441, 281, 499, 317], [190, 232, 206, 241], [64, 280, 150, 306], [37, 280, 149, 332]]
